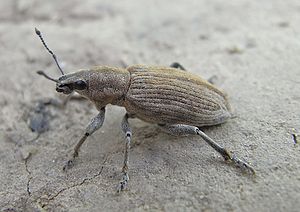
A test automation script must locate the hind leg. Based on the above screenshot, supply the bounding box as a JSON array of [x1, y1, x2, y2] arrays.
[[159, 124, 255, 174]]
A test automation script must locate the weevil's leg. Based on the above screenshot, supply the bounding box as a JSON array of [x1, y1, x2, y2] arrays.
[[159, 124, 255, 174], [170, 62, 186, 71], [195, 129, 255, 174], [63, 107, 106, 171], [117, 113, 133, 192], [170, 62, 217, 84]]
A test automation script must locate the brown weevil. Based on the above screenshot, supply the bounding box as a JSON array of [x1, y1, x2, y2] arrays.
[[34, 28, 255, 192]]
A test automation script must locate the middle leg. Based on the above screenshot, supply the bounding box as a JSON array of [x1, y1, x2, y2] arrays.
[[170, 62, 186, 71], [117, 113, 133, 192], [169, 63, 217, 84]]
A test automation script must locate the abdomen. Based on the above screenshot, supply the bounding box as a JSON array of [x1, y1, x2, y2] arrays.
[[124, 65, 232, 127]]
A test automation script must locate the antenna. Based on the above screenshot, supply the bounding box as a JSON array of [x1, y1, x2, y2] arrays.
[[36, 70, 59, 83], [35, 27, 65, 75]]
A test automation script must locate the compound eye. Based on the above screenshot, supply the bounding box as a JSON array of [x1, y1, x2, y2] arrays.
[[74, 80, 87, 90]]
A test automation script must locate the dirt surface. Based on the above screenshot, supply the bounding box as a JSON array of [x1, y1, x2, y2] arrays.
[[1, 0, 300, 211]]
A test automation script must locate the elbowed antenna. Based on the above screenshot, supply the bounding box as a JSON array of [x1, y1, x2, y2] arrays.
[[35, 27, 65, 75], [37, 70, 59, 83]]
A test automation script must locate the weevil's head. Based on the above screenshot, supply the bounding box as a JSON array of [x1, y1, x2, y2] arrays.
[[34, 27, 91, 97], [36, 70, 90, 96], [37, 66, 130, 108], [56, 70, 89, 95]]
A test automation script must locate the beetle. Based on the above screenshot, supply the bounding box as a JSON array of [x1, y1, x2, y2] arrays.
[[34, 28, 255, 192]]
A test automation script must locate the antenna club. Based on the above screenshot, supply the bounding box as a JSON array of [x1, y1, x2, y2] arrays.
[[36, 70, 59, 83], [35, 27, 41, 35]]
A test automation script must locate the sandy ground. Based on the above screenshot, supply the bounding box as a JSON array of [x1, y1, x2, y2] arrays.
[[0, 0, 300, 211]]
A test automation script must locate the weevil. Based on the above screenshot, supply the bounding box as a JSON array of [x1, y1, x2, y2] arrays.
[[34, 28, 255, 192]]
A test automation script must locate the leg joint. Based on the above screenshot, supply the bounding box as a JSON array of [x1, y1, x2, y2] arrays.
[[126, 131, 132, 138]]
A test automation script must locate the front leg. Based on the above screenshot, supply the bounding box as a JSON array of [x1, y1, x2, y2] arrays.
[[117, 113, 133, 192], [63, 107, 106, 171]]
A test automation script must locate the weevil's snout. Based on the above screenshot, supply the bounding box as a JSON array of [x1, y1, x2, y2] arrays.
[[56, 74, 88, 95], [56, 83, 73, 94]]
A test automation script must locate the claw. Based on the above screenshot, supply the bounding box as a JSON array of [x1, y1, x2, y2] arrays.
[[231, 154, 256, 175], [116, 173, 129, 193], [116, 181, 126, 193], [63, 159, 75, 171], [220, 149, 255, 175]]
